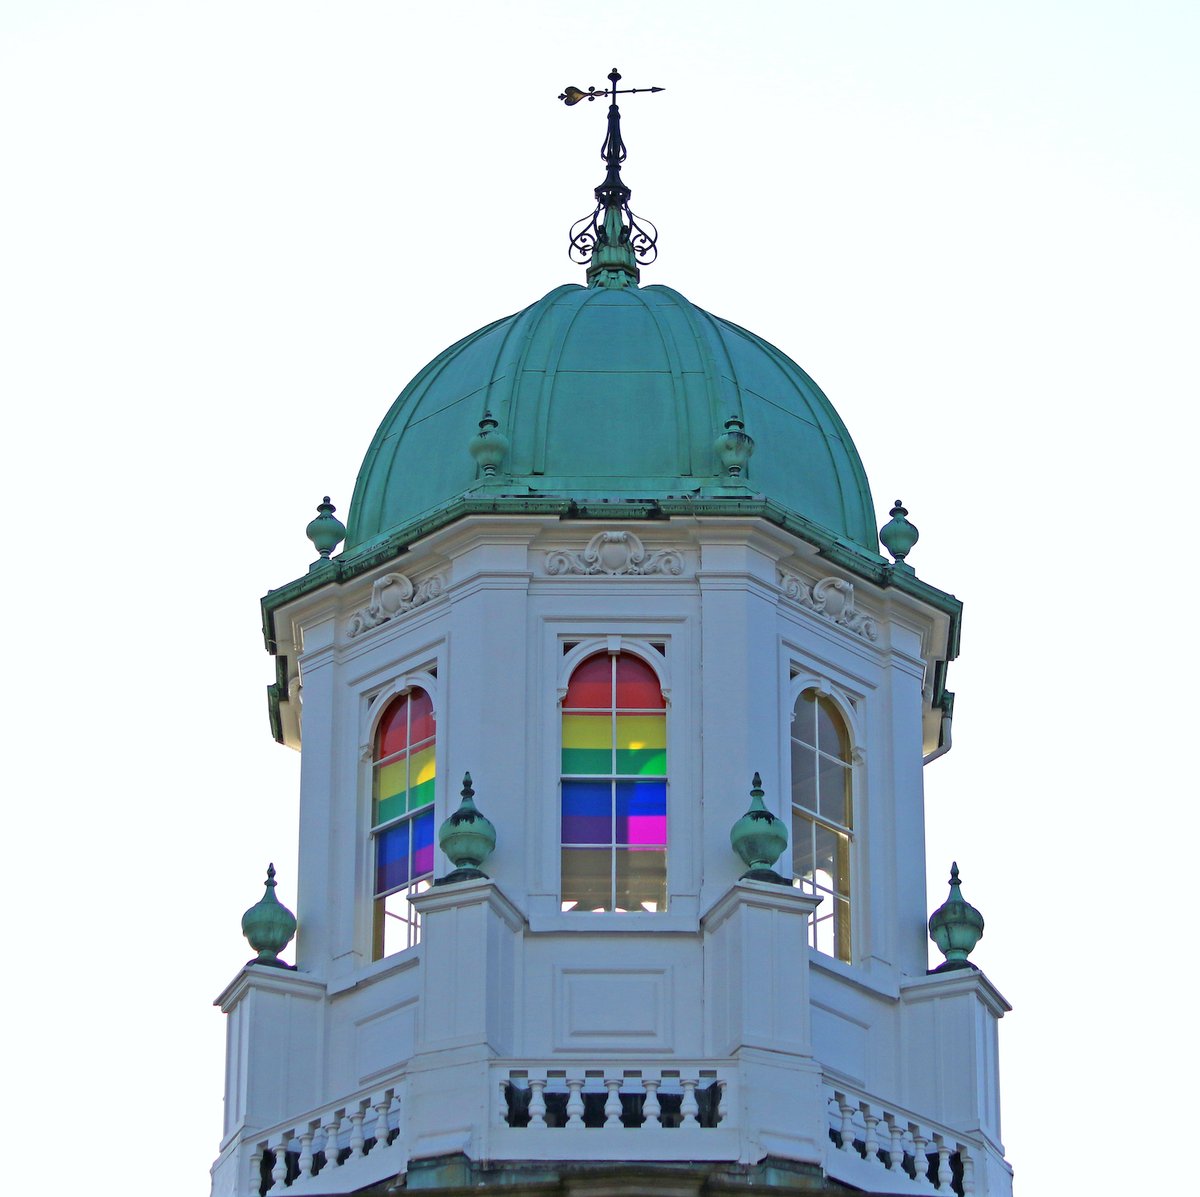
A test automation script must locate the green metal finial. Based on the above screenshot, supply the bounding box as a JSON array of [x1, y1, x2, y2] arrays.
[[729, 772, 790, 885], [563, 67, 664, 288], [880, 499, 919, 570], [468, 411, 510, 479], [715, 415, 755, 480], [436, 771, 497, 885], [241, 863, 297, 968], [928, 861, 985, 972], [306, 496, 346, 570]]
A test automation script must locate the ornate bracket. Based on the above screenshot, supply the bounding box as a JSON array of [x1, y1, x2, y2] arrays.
[[347, 572, 446, 638], [779, 572, 879, 642], [545, 530, 684, 577]]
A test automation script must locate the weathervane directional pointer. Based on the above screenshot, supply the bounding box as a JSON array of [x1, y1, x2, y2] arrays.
[[560, 68, 664, 274]]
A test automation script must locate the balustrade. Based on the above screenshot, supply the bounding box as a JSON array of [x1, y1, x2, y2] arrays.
[[499, 1065, 729, 1131], [824, 1084, 977, 1196], [252, 1086, 403, 1195]]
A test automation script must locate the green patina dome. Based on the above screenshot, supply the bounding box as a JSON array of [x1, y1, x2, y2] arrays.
[[346, 282, 877, 554]]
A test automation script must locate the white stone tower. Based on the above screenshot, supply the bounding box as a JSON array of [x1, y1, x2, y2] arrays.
[[211, 74, 1012, 1197]]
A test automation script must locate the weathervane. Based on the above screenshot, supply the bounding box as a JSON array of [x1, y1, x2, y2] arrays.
[[560, 68, 664, 278]]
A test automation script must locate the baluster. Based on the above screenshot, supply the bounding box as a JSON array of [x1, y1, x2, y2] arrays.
[[565, 1077, 585, 1128], [884, 1113, 904, 1172], [271, 1134, 289, 1189], [835, 1093, 856, 1153], [603, 1077, 623, 1128], [388, 1091, 402, 1143], [528, 1078, 547, 1128], [349, 1102, 366, 1159], [860, 1103, 880, 1165], [716, 1079, 728, 1125], [680, 1078, 699, 1128], [373, 1093, 392, 1148], [642, 1078, 662, 1129], [322, 1112, 342, 1168], [297, 1123, 316, 1179], [500, 1081, 513, 1126], [909, 1123, 931, 1185], [934, 1136, 951, 1192], [252, 1145, 267, 1195], [959, 1144, 975, 1196]]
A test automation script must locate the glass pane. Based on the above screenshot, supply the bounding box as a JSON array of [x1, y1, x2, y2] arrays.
[[792, 812, 815, 881], [564, 654, 612, 709], [407, 743, 437, 810], [561, 780, 612, 844], [791, 741, 817, 812], [816, 696, 849, 760], [615, 713, 666, 775], [615, 655, 665, 710], [374, 879, 429, 958], [615, 780, 667, 845], [376, 695, 410, 758], [562, 847, 612, 911], [411, 810, 436, 877], [376, 822, 410, 895], [374, 757, 408, 825], [817, 756, 850, 826], [833, 893, 852, 961], [793, 690, 818, 747], [615, 847, 667, 912], [813, 822, 839, 893], [407, 688, 435, 747], [561, 712, 612, 774]]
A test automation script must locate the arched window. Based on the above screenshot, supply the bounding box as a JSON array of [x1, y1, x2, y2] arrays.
[[791, 689, 853, 961], [371, 687, 436, 958], [560, 652, 667, 913]]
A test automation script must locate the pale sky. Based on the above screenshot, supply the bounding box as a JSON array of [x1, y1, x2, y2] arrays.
[[2, 3, 1197, 1193]]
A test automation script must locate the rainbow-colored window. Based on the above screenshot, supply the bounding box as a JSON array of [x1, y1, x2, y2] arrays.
[[372, 688, 436, 958], [561, 652, 667, 913]]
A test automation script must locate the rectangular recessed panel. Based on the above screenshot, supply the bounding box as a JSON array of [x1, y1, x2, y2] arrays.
[[556, 968, 670, 1049]]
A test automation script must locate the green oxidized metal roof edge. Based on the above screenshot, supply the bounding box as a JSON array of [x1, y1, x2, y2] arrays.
[[261, 500, 962, 743]]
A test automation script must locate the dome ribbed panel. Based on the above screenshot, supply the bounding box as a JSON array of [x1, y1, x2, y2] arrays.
[[346, 283, 877, 553]]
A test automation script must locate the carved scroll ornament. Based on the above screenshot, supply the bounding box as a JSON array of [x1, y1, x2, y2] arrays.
[[545, 530, 684, 577], [779, 572, 879, 642], [347, 572, 445, 637]]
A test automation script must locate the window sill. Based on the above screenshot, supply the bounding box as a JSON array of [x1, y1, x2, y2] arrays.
[[328, 941, 423, 998]]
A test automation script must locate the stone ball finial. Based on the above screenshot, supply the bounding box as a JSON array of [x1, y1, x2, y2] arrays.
[[436, 772, 497, 885], [469, 411, 510, 478], [306, 496, 346, 569], [241, 863, 297, 968], [729, 772, 790, 885], [880, 499, 919, 568], [714, 415, 755, 479], [928, 861, 985, 972]]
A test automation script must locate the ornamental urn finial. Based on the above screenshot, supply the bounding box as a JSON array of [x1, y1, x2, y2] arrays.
[[714, 415, 755, 479], [880, 499, 919, 569], [729, 772, 790, 884], [241, 863, 297, 968], [306, 496, 346, 569], [928, 861, 985, 972], [468, 411, 510, 478], [436, 772, 497, 885]]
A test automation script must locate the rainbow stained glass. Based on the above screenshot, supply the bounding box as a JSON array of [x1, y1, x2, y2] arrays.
[[560, 652, 667, 912], [373, 689, 437, 906]]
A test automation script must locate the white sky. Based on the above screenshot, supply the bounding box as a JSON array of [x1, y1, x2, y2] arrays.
[[2, 2, 1196, 1193]]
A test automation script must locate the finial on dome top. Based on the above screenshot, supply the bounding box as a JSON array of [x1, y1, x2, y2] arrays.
[[880, 499, 919, 570], [561, 68, 664, 289]]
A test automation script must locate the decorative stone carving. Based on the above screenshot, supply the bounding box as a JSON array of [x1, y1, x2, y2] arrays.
[[779, 572, 879, 642], [545, 531, 684, 577], [347, 571, 445, 637]]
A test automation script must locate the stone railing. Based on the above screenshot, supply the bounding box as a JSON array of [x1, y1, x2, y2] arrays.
[[251, 1082, 405, 1196], [488, 1062, 739, 1162], [822, 1081, 979, 1196]]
